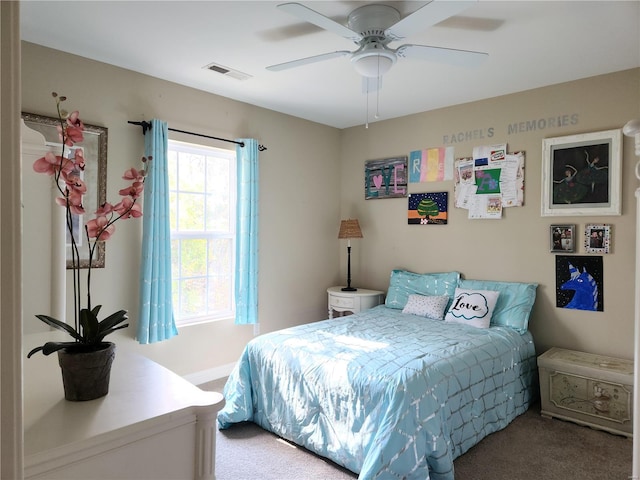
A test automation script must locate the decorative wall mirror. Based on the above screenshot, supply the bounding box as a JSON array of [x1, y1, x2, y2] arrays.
[[22, 112, 108, 268]]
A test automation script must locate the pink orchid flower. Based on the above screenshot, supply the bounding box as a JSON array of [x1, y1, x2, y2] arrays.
[[73, 149, 85, 170], [118, 181, 144, 199], [94, 202, 114, 216], [119, 202, 142, 219], [64, 175, 87, 195], [33, 152, 62, 175], [122, 167, 145, 182], [86, 216, 115, 241], [55, 193, 85, 215], [57, 123, 84, 147], [66, 110, 84, 130], [114, 197, 134, 215], [66, 125, 84, 145]]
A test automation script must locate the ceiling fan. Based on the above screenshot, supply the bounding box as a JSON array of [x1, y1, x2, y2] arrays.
[[266, 1, 489, 80]]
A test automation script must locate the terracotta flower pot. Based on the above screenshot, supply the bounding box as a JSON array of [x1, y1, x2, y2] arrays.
[[57, 342, 116, 401]]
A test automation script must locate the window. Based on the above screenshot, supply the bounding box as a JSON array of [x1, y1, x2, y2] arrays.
[[167, 140, 236, 326]]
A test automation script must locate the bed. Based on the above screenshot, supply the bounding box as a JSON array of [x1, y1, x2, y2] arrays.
[[218, 270, 539, 480]]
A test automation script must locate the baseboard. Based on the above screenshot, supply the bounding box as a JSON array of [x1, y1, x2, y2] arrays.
[[183, 362, 236, 386]]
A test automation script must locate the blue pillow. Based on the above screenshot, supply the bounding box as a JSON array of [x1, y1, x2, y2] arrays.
[[385, 270, 460, 309], [458, 279, 538, 333]]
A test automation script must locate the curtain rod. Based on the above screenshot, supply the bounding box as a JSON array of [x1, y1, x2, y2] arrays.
[[127, 120, 267, 151]]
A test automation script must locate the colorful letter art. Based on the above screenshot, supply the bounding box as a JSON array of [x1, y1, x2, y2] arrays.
[[365, 156, 408, 200], [408, 192, 448, 225], [555, 255, 603, 312], [408, 147, 454, 183]]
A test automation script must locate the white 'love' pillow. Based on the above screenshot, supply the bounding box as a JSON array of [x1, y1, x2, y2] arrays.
[[444, 288, 499, 329]]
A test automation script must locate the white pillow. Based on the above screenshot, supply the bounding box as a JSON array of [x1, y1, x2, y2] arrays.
[[444, 288, 500, 329], [402, 294, 450, 319]]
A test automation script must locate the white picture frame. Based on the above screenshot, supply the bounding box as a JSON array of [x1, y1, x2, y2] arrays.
[[541, 129, 622, 216], [584, 224, 612, 254]]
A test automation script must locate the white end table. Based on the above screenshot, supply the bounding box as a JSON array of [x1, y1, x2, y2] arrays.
[[327, 286, 384, 319]]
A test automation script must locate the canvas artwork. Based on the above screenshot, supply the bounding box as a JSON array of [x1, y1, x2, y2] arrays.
[[555, 255, 603, 312], [408, 192, 448, 225], [408, 146, 454, 183], [365, 156, 408, 199]]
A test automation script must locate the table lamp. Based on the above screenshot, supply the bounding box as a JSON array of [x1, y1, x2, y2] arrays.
[[338, 219, 363, 291]]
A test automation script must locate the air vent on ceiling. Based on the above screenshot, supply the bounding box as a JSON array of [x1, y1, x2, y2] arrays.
[[203, 62, 252, 81]]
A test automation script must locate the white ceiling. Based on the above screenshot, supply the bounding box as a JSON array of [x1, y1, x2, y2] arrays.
[[20, 1, 640, 129]]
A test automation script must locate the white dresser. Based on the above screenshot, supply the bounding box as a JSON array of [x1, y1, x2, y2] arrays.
[[24, 350, 224, 479], [327, 286, 384, 319], [537, 347, 633, 437]]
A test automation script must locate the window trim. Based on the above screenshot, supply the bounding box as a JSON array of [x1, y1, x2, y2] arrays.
[[167, 139, 236, 327]]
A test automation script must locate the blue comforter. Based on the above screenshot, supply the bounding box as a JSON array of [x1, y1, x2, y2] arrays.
[[218, 306, 536, 479]]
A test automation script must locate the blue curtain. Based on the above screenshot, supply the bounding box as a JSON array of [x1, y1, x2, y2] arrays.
[[137, 119, 178, 343], [234, 139, 259, 325]]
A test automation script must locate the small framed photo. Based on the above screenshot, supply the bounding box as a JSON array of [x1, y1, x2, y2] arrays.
[[550, 224, 576, 253], [585, 224, 611, 253]]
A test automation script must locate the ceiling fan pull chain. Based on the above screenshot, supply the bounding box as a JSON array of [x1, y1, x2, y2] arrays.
[[375, 57, 381, 120], [365, 85, 370, 129], [375, 81, 380, 119]]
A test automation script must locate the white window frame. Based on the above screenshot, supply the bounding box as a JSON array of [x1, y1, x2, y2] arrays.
[[168, 139, 236, 327]]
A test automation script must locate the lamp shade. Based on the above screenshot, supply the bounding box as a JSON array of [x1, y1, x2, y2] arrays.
[[338, 219, 363, 239]]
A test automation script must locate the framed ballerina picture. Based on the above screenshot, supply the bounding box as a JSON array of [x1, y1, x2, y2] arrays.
[[541, 129, 622, 216]]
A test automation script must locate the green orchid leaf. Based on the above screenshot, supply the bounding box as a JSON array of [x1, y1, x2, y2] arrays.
[[34, 314, 82, 341], [42, 341, 78, 355], [27, 341, 78, 357], [98, 309, 129, 333], [26, 346, 44, 358], [80, 308, 100, 344], [95, 323, 129, 343]]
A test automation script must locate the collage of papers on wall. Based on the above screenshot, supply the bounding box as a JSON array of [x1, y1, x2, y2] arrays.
[[453, 144, 525, 219]]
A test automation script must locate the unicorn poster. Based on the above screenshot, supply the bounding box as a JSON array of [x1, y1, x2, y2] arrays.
[[555, 255, 603, 312]]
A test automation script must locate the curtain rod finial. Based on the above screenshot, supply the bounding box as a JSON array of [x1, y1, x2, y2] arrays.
[[127, 120, 152, 135]]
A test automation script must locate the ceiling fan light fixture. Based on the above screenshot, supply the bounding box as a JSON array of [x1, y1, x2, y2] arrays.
[[351, 51, 396, 78]]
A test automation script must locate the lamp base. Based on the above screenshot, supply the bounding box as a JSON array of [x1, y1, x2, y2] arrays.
[[341, 287, 358, 292]]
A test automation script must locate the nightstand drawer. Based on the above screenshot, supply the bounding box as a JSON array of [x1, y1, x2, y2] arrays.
[[326, 287, 384, 319], [331, 296, 355, 308]]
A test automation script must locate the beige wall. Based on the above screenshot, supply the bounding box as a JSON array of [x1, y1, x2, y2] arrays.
[[21, 42, 342, 377], [340, 68, 640, 359], [21, 41, 640, 378]]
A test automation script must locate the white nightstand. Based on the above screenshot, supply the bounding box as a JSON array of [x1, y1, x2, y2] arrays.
[[327, 286, 384, 319]]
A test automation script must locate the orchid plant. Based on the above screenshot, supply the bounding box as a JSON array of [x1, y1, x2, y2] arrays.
[[27, 93, 149, 357]]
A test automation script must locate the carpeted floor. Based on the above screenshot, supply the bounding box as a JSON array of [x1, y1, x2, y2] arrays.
[[205, 378, 632, 480]]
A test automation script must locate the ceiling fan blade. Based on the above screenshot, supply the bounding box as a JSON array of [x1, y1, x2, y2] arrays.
[[385, 0, 476, 41], [277, 3, 362, 42], [266, 50, 351, 72], [396, 44, 488, 67]]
